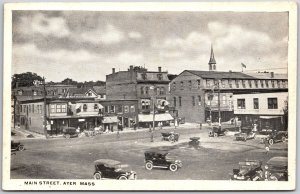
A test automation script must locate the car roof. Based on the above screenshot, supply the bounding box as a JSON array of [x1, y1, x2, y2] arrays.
[[94, 159, 121, 166], [267, 157, 288, 166]]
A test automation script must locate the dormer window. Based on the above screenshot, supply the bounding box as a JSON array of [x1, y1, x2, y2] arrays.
[[157, 74, 163, 80]]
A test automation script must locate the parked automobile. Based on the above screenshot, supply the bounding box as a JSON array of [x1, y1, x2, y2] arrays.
[[161, 132, 180, 142], [11, 141, 24, 151], [261, 131, 288, 145], [93, 159, 137, 180], [189, 137, 200, 148], [235, 126, 256, 141], [144, 149, 182, 172], [230, 160, 263, 181], [209, 126, 227, 137], [62, 127, 78, 139], [264, 156, 288, 181]]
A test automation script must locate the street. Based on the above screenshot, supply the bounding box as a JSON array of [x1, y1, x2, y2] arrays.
[[11, 126, 288, 180]]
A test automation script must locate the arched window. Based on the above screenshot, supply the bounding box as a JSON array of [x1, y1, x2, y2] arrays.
[[83, 104, 87, 112]]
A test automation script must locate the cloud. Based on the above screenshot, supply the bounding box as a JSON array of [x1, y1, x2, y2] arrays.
[[128, 31, 142, 39], [80, 24, 125, 45]]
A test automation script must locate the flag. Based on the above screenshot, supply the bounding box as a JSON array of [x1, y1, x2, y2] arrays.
[[241, 63, 247, 68]]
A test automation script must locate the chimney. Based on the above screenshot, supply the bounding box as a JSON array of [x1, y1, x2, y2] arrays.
[[158, 66, 162, 72], [270, 72, 274, 78], [112, 68, 115, 74]]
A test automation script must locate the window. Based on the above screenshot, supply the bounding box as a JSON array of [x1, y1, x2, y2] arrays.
[[222, 95, 226, 105], [221, 80, 226, 88], [140, 87, 144, 95], [277, 80, 281, 88], [254, 80, 258, 88], [83, 104, 87, 112], [94, 104, 98, 110], [32, 104, 34, 113], [130, 105, 135, 113], [33, 90, 37, 96], [253, 98, 259, 109], [206, 79, 210, 87], [237, 99, 245, 109], [173, 97, 176, 107], [188, 80, 192, 89], [51, 104, 56, 113], [105, 106, 109, 113], [160, 87, 165, 95], [173, 82, 176, 90], [197, 80, 201, 89], [192, 96, 195, 106], [248, 80, 252, 88], [198, 95, 201, 105], [265, 80, 269, 88], [110, 105, 115, 113], [18, 90, 23, 95], [242, 80, 246, 88], [88, 92, 92, 96], [260, 80, 264, 88], [283, 80, 287, 88], [28, 104, 31, 113], [229, 80, 232, 88], [268, 98, 278, 109], [157, 74, 163, 80], [56, 104, 62, 113], [179, 97, 182, 106], [271, 80, 275, 88], [117, 105, 122, 113], [235, 80, 240, 88], [156, 87, 160, 95], [180, 81, 184, 90], [124, 106, 129, 113], [20, 105, 22, 113], [145, 87, 149, 95], [62, 104, 66, 113]]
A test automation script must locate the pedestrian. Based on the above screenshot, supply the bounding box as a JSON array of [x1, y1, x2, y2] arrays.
[[133, 121, 137, 131]]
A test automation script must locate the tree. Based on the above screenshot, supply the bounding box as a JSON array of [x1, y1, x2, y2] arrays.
[[61, 78, 77, 85], [12, 72, 43, 89]]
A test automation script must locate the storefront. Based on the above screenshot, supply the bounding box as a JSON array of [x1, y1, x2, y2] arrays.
[[138, 113, 174, 128]]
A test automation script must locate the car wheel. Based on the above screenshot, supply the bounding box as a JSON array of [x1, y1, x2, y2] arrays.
[[93, 172, 102, 180], [282, 137, 286, 142], [65, 134, 71, 139], [268, 139, 274, 145], [145, 162, 153, 170], [209, 132, 212, 137], [18, 145, 24, 151], [169, 164, 178, 172], [119, 176, 128, 180], [213, 133, 218, 137]]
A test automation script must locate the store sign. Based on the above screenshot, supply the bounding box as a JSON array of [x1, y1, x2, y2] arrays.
[[78, 119, 85, 122]]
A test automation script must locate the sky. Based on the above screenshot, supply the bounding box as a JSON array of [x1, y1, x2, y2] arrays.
[[12, 11, 288, 82]]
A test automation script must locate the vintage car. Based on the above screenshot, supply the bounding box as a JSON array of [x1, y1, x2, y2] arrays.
[[209, 126, 227, 137], [11, 141, 25, 151], [188, 137, 200, 148], [144, 149, 182, 172], [261, 131, 288, 145], [161, 132, 180, 142], [230, 160, 263, 181], [264, 156, 288, 181], [235, 126, 256, 141], [62, 127, 78, 139], [93, 159, 137, 180]]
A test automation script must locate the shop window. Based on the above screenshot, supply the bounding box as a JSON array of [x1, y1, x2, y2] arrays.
[[130, 105, 135, 113], [253, 98, 259, 109], [237, 99, 245, 109], [83, 104, 87, 112], [268, 98, 278, 109], [62, 104, 66, 113], [56, 104, 62, 113], [124, 106, 129, 113], [51, 104, 56, 113]]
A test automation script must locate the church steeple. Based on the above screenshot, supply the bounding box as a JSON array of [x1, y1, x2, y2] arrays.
[[208, 44, 216, 71]]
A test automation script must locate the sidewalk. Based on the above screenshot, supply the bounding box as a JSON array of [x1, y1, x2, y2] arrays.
[[11, 127, 46, 140]]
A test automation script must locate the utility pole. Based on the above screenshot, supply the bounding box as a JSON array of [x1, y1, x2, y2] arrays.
[[43, 77, 49, 139]]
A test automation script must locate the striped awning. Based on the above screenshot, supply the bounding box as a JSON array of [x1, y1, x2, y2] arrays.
[[138, 113, 174, 122]]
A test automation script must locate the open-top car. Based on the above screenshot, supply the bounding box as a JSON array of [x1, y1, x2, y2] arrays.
[[235, 126, 256, 141], [230, 160, 263, 181], [11, 141, 24, 152], [93, 159, 137, 180], [144, 149, 182, 172], [262, 131, 288, 145], [161, 132, 180, 142], [62, 127, 78, 139], [209, 126, 227, 137], [264, 156, 288, 181]]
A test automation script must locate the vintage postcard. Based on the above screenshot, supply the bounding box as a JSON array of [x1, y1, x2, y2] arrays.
[[2, 2, 297, 191]]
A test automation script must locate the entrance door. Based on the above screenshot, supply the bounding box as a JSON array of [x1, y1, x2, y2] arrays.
[[124, 118, 129, 128]]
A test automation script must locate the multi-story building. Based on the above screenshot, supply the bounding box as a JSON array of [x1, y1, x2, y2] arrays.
[[106, 66, 173, 127], [169, 47, 288, 123], [233, 92, 288, 131]]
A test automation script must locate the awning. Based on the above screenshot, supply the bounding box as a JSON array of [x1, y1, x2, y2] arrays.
[[98, 103, 104, 109], [260, 116, 282, 119], [77, 112, 99, 116], [102, 116, 119, 123], [138, 113, 174, 122]]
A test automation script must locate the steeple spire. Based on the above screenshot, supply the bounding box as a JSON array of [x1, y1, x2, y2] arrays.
[[208, 44, 216, 71]]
